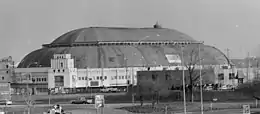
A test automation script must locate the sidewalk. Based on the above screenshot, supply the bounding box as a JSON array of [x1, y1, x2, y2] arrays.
[[69, 107, 135, 114]]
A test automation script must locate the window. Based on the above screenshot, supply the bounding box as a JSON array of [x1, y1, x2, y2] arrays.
[[39, 78, 41, 82], [6, 65, 8, 69], [97, 76, 99, 80], [122, 76, 124, 79], [89, 78, 92, 80], [218, 73, 224, 80], [61, 63, 63, 68], [119, 76, 121, 79], [53, 70, 55, 72], [58, 69, 60, 72], [229, 73, 235, 79], [115, 76, 117, 79], [6, 71, 8, 74], [78, 77, 81, 80], [55, 75, 64, 87], [100, 76, 103, 80], [32, 78, 35, 82], [43, 78, 47, 82], [165, 73, 170, 80], [2, 77, 4, 80], [63, 69, 65, 72], [85, 77, 88, 80], [104, 76, 107, 80], [125, 76, 127, 79]]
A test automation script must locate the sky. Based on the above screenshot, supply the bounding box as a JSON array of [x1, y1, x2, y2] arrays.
[[0, 0, 260, 62]]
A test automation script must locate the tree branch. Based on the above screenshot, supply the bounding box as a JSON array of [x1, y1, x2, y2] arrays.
[[192, 71, 207, 82]]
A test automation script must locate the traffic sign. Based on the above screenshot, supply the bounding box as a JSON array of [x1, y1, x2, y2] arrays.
[[95, 95, 105, 109], [243, 105, 250, 114]]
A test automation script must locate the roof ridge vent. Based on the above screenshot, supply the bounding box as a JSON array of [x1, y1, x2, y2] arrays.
[[153, 21, 162, 28]]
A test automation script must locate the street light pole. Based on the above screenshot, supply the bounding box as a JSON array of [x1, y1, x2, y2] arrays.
[[181, 46, 187, 114], [199, 44, 204, 114]]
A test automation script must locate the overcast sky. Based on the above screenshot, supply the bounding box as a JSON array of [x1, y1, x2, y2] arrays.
[[0, 0, 260, 62]]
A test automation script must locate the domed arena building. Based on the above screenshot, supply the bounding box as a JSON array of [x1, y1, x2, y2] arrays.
[[18, 27, 229, 68], [12, 26, 231, 94]]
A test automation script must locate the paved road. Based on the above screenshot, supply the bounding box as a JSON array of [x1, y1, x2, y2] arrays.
[[12, 92, 126, 102]]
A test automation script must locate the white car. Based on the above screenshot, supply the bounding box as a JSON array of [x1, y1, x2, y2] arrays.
[[6, 100, 12, 105], [0, 100, 12, 105]]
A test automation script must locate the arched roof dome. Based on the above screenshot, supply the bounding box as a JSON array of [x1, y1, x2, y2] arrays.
[[18, 27, 229, 68]]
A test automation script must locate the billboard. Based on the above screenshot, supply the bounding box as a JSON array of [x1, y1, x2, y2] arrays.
[[165, 54, 181, 63]]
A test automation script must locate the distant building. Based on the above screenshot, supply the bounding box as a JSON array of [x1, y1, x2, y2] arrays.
[[136, 69, 216, 96], [0, 56, 14, 83]]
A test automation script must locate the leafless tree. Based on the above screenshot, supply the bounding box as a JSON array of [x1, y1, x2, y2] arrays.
[[22, 87, 34, 114], [181, 45, 222, 102]]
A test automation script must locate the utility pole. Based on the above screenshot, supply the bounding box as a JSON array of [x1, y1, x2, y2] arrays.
[[257, 60, 259, 79], [124, 54, 129, 92], [247, 52, 250, 82], [199, 44, 204, 114]]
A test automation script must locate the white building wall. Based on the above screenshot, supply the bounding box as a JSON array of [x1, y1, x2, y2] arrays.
[[68, 68, 77, 88], [76, 69, 88, 88]]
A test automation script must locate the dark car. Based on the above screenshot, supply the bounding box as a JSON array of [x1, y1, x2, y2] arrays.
[[71, 97, 94, 104]]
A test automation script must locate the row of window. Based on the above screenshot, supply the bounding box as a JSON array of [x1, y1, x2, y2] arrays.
[[77, 75, 136, 81], [32, 78, 47, 82], [218, 73, 236, 80], [53, 69, 65, 73]]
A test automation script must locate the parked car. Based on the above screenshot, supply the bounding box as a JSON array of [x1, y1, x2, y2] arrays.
[[71, 97, 94, 104], [219, 85, 228, 90], [0, 99, 12, 105], [205, 86, 213, 91], [100, 88, 120, 93]]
